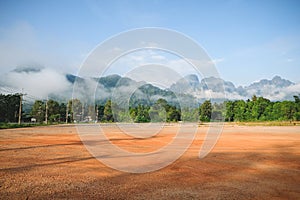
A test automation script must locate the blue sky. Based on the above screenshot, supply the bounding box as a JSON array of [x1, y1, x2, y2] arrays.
[[0, 0, 299, 86]]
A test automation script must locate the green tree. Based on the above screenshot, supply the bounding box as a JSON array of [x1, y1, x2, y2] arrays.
[[280, 101, 296, 121], [31, 100, 45, 123], [103, 100, 114, 122], [244, 100, 254, 121], [149, 103, 166, 122], [293, 95, 300, 120], [167, 106, 181, 122], [271, 102, 282, 121], [261, 102, 274, 121], [0, 94, 21, 123], [129, 106, 138, 121], [134, 105, 150, 123], [59, 103, 67, 122], [181, 107, 198, 122], [199, 100, 212, 122], [251, 97, 270, 120], [156, 98, 168, 108], [233, 100, 246, 121], [225, 101, 234, 122], [97, 105, 105, 122], [47, 99, 60, 123], [68, 99, 82, 122]]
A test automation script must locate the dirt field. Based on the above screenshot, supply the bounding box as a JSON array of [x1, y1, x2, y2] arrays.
[[0, 124, 299, 199]]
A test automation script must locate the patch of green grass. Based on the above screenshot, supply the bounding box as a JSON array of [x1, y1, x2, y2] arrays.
[[0, 123, 51, 129]]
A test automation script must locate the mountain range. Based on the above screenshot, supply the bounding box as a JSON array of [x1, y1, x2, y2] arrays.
[[0, 66, 299, 105], [169, 74, 298, 101], [66, 73, 299, 105]]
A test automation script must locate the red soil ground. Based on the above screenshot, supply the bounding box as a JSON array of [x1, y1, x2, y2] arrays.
[[0, 124, 299, 199]]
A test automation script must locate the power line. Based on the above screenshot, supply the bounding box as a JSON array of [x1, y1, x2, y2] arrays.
[[0, 86, 21, 94], [0, 86, 47, 102], [0, 87, 17, 94]]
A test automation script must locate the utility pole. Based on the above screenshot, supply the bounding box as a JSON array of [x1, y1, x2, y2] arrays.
[[81, 102, 85, 122], [45, 97, 48, 124], [95, 104, 98, 123], [18, 89, 23, 125], [66, 100, 69, 123]]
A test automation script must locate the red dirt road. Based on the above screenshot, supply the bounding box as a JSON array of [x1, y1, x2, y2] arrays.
[[0, 124, 299, 199]]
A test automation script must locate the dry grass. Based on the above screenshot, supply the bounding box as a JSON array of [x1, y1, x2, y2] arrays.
[[231, 121, 300, 126]]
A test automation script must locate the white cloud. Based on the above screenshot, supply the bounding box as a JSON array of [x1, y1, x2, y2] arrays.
[[244, 82, 300, 101], [124, 64, 182, 89], [103, 49, 220, 83], [103, 49, 196, 83], [0, 22, 41, 72], [0, 21, 86, 75], [0, 67, 72, 99], [151, 55, 165, 60], [210, 58, 224, 65]]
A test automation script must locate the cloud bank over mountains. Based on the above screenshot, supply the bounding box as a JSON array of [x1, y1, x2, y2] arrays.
[[170, 74, 299, 101], [0, 66, 72, 99], [0, 66, 299, 103]]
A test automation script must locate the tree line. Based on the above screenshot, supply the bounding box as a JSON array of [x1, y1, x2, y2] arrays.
[[224, 95, 300, 122], [0, 94, 21, 123], [0, 93, 299, 123]]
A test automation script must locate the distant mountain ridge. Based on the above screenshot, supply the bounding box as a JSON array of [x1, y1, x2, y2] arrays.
[[246, 75, 294, 89], [66, 73, 298, 102], [67, 73, 197, 107], [0, 66, 298, 103], [170, 74, 297, 101]]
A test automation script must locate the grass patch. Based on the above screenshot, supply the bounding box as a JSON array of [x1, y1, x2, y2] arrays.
[[0, 123, 52, 129], [230, 121, 300, 126]]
